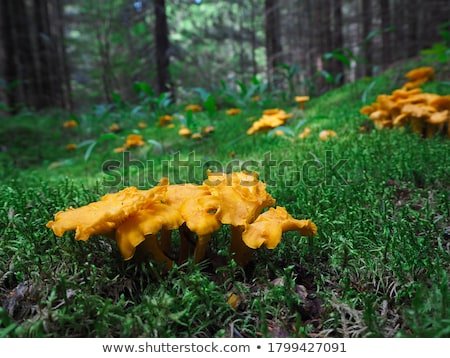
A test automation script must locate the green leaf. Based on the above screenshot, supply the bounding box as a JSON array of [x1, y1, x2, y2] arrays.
[[185, 110, 193, 129], [81, 133, 118, 162], [133, 82, 154, 97], [324, 51, 351, 68], [192, 87, 210, 102], [237, 81, 248, 97], [204, 95, 216, 116]]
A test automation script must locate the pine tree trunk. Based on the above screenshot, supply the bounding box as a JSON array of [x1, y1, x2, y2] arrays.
[[361, 0, 373, 76], [265, 0, 282, 85], [154, 0, 171, 95], [54, 0, 73, 110], [406, 0, 419, 57], [332, 0, 345, 84], [0, 0, 19, 113], [11, 0, 41, 109], [34, 0, 53, 109], [380, 0, 391, 69]]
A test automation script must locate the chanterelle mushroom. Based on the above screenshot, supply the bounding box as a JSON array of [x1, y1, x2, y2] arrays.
[[242, 206, 317, 250]]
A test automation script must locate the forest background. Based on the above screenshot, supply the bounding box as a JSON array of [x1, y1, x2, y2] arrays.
[[1, 0, 449, 113]]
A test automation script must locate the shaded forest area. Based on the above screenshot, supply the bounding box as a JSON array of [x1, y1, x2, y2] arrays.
[[0, 0, 449, 113]]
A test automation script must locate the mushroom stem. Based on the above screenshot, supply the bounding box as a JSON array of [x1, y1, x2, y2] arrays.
[[139, 234, 173, 270], [229, 225, 254, 267], [194, 234, 211, 263], [159, 228, 172, 257], [178, 223, 195, 264]]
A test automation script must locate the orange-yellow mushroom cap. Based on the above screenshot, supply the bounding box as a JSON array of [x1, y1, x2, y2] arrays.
[[242, 206, 317, 249], [115, 203, 183, 260], [46, 186, 162, 241], [125, 134, 145, 147], [178, 127, 192, 137], [46, 183, 168, 241], [204, 171, 276, 226], [404, 67, 434, 81]]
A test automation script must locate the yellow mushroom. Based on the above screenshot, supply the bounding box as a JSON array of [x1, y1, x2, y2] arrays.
[[204, 170, 276, 266], [294, 96, 310, 109], [242, 206, 317, 250]]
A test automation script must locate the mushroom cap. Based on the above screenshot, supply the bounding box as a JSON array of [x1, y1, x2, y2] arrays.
[[165, 184, 221, 235], [360, 104, 378, 115], [191, 132, 203, 140], [115, 203, 183, 260], [109, 123, 120, 132], [391, 88, 422, 100], [178, 127, 192, 137], [319, 129, 337, 140], [203, 125, 215, 134], [242, 206, 317, 249], [180, 195, 221, 236], [63, 120, 78, 128], [247, 109, 293, 135], [426, 110, 449, 125], [226, 108, 242, 115], [430, 95, 450, 111], [204, 171, 276, 226], [125, 134, 145, 147], [401, 104, 436, 118], [46, 184, 167, 241], [159, 115, 173, 126], [404, 67, 434, 81], [185, 104, 203, 112], [298, 127, 311, 139], [295, 96, 310, 103]]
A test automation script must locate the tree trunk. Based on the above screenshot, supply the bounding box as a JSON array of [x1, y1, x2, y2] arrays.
[[380, 0, 391, 68], [154, 0, 171, 95], [0, 0, 20, 113], [265, 0, 283, 85], [54, 0, 73, 110], [406, 0, 419, 57], [313, 0, 332, 92], [34, 0, 53, 109], [361, 0, 373, 76], [332, 0, 345, 84], [12, 0, 41, 109], [249, 0, 258, 77]]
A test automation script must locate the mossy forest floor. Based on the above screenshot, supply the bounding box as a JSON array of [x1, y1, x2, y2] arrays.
[[0, 59, 449, 337]]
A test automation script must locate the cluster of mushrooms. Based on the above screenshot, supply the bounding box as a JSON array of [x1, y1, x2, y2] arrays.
[[360, 67, 450, 138], [247, 108, 294, 135], [47, 171, 317, 269]]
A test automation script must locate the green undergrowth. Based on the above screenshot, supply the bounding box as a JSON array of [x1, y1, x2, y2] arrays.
[[0, 60, 449, 337]]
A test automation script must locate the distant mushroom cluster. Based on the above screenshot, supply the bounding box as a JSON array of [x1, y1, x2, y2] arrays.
[[360, 67, 450, 138], [247, 108, 294, 135], [46, 171, 317, 269], [114, 134, 146, 153]]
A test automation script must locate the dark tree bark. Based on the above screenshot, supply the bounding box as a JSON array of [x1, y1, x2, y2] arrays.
[[305, 0, 316, 83], [249, 0, 258, 77], [0, 0, 20, 113], [406, 0, 419, 57], [380, 0, 391, 68], [361, 0, 373, 76], [332, 0, 345, 84], [34, 0, 54, 109], [11, 0, 40, 109], [313, 0, 333, 92], [265, 0, 283, 85], [154, 0, 172, 95], [54, 0, 73, 110], [94, 3, 114, 104]]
